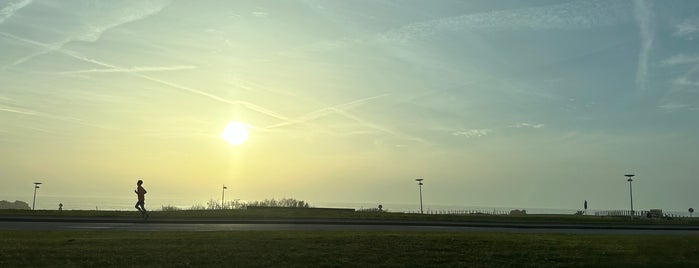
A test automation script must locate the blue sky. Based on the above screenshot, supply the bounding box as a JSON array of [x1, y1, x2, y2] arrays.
[[1, 0, 698, 211]]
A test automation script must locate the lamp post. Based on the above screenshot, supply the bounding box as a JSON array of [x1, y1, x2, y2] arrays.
[[32, 182, 42, 210], [415, 179, 424, 214], [624, 174, 635, 219], [222, 185, 227, 209]]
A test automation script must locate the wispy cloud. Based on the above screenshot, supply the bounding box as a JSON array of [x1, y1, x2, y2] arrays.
[[2, 31, 418, 143], [658, 103, 692, 112], [633, 0, 654, 94], [672, 77, 699, 87], [377, 0, 630, 44], [3, 0, 171, 69], [0, 0, 31, 24], [452, 129, 492, 138], [510, 123, 545, 129], [252, 11, 268, 18], [287, 0, 630, 56], [673, 18, 699, 40], [0, 31, 292, 123], [662, 54, 699, 66]]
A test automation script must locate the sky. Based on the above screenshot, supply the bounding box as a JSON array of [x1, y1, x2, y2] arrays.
[[1, 0, 698, 212]]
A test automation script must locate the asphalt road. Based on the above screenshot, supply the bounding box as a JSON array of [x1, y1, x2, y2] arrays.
[[1, 217, 699, 235]]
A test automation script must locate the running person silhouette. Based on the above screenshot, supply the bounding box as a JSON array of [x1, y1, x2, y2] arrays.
[[134, 179, 149, 220]]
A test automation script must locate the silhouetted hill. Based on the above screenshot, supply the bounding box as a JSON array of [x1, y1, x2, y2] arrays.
[[0, 200, 30, 210]]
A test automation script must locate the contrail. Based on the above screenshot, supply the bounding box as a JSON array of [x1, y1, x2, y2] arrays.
[[55, 65, 198, 74], [226, 76, 297, 97], [634, 0, 654, 94], [0, 0, 31, 24], [0, 31, 294, 123], [3, 0, 170, 69], [263, 94, 389, 130], [333, 107, 427, 144], [0, 104, 111, 129], [262, 92, 428, 143], [259, 92, 426, 143], [0, 105, 38, 116], [228, 75, 425, 143]]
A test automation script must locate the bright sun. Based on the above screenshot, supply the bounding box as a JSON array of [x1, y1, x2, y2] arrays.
[[221, 121, 249, 145]]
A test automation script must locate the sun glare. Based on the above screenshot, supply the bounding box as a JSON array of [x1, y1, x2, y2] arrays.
[[221, 121, 249, 146]]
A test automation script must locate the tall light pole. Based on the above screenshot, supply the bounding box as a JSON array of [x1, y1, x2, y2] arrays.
[[415, 179, 424, 214], [624, 174, 635, 219], [32, 182, 42, 210], [222, 184, 227, 209]]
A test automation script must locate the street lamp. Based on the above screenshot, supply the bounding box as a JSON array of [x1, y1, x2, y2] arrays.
[[624, 174, 635, 219], [32, 182, 42, 210], [222, 184, 227, 209], [415, 179, 424, 214]]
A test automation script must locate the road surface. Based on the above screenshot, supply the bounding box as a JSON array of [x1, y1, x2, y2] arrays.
[[1, 216, 698, 235]]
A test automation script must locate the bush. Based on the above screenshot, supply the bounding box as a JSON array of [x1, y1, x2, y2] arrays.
[[0, 200, 30, 210], [246, 198, 309, 208], [198, 198, 310, 210], [190, 204, 206, 210], [160, 205, 181, 211]]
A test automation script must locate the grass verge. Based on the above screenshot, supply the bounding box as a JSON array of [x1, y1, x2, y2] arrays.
[[1, 231, 698, 267]]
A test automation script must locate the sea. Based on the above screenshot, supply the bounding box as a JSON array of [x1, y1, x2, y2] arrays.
[[2, 194, 693, 217]]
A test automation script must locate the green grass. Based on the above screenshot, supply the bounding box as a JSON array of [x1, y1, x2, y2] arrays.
[[2, 208, 698, 226], [1, 231, 698, 267]]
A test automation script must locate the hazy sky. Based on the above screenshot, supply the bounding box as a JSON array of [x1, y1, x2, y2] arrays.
[[1, 0, 698, 211]]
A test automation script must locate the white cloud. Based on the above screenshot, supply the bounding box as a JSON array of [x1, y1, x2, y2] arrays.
[[452, 129, 492, 138]]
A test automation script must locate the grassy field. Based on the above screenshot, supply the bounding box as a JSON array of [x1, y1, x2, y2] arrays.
[[2, 208, 698, 226], [1, 230, 698, 267]]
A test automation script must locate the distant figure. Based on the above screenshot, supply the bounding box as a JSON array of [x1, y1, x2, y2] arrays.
[[134, 179, 149, 220], [59, 203, 63, 211]]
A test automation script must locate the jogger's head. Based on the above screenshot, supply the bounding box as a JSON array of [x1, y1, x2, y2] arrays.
[[137, 179, 143, 186]]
